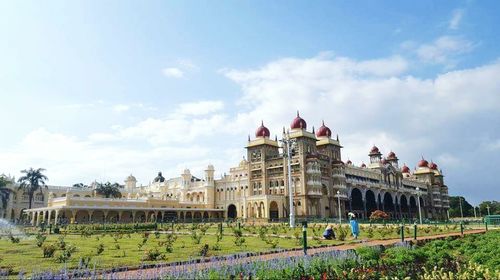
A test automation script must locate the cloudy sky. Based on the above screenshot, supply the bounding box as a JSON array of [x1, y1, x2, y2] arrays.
[[0, 1, 498, 204]]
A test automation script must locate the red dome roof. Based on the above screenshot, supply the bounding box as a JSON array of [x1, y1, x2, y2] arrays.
[[255, 121, 270, 138], [361, 163, 366, 168], [387, 151, 397, 159], [291, 111, 307, 130], [369, 145, 380, 154], [316, 120, 332, 138], [428, 162, 438, 170], [418, 158, 429, 168], [402, 164, 410, 173]]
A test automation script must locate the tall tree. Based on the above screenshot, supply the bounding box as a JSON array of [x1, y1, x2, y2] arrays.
[[449, 196, 474, 217], [0, 176, 13, 210], [479, 201, 499, 216], [95, 182, 122, 198], [17, 168, 48, 209], [72, 183, 89, 188]]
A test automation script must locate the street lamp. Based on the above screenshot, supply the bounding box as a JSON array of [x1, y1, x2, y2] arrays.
[[280, 130, 296, 228], [416, 187, 423, 224], [337, 190, 342, 224]]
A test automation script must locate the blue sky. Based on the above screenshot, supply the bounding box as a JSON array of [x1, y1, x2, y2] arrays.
[[0, 1, 499, 205]]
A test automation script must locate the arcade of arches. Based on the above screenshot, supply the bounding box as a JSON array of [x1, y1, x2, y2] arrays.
[[347, 187, 426, 219], [25, 207, 224, 225]]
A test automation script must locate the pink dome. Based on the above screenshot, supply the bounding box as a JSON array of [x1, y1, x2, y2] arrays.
[[369, 145, 380, 155], [291, 111, 307, 130], [316, 120, 332, 138], [255, 121, 270, 138], [402, 164, 410, 173], [346, 160, 352, 165], [428, 162, 438, 170], [387, 151, 397, 159], [381, 158, 388, 165], [418, 158, 429, 168], [361, 163, 366, 168]]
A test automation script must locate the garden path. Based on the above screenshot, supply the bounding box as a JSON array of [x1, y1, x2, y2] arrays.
[[113, 229, 486, 279]]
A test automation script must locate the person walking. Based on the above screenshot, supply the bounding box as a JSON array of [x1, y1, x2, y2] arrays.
[[349, 213, 359, 239], [322, 225, 336, 240]]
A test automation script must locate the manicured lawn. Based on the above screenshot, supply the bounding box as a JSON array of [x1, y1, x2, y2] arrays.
[[0, 222, 467, 276]]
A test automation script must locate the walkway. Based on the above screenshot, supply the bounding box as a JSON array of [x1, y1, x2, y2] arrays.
[[113, 229, 486, 279]]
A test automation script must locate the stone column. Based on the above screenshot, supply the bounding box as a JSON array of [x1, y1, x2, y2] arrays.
[[88, 210, 94, 223], [54, 210, 59, 225], [47, 211, 52, 225], [71, 210, 77, 224], [118, 211, 123, 223], [363, 199, 367, 219], [35, 211, 41, 226], [31, 211, 36, 225], [132, 211, 136, 223]]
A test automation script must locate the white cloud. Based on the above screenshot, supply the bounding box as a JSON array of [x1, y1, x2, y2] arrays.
[[449, 9, 464, 30], [223, 54, 500, 170], [415, 36, 475, 68], [113, 104, 130, 113], [175, 100, 224, 116], [162, 67, 184, 78]]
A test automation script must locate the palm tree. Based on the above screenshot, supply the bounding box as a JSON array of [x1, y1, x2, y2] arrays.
[[0, 175, 13, 210], [17, 168, 48, 209], [72, 183, 89, 188], [95, 182, 122, 198]]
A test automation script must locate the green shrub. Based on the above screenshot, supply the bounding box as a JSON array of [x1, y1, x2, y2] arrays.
[[42, 244, 56, 258], [35, 233, 47, 247], [96, 243, 104, 255], [234, 236, 246, 247], [355, 246, 381, 267], [199, 244, 210, 257], [57, 236, 66, 250], [191, 231, 202, 244], [142, 248, 164, 261], [337, 226, 347, 241]]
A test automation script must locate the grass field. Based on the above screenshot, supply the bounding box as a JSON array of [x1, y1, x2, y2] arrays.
[[0, 222, 469, 276]]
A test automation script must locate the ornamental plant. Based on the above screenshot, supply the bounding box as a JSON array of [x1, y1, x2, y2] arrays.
[[35, 233, 46, 247], [42, 244, 56, 258], [95, 243, 104, 255]]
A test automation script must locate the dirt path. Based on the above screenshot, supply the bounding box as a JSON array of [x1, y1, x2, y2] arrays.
[[112, 229, 486, 279]]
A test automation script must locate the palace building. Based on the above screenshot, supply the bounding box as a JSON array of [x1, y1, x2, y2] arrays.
[[1, 113, 450, 225]]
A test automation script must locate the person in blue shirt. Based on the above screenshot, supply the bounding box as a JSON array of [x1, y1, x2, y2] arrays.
[[349, 214, 360, 239], [322, 225, 336, 240]]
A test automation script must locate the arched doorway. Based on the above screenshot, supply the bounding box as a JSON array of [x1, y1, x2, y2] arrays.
[[350, 188, 364, 218], [409, 196, 417, 219], [384, 193, 395, 218], [227, 204, 237, 219], [269, 201, 279, 219], [400, 195, 409, 218], [365, 190, 377, 217]]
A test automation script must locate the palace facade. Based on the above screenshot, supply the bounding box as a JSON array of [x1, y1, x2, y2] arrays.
[[1, 113, 450, 225]]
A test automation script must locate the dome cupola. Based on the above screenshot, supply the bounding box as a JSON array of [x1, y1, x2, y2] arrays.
[[255, 121, 270, 138], [417, 157, 429, 168], [402, 164, 410, 173], [361, 162, 366, 168], [428, 161, 438, 170], [291, 111, 307, 130], [387, 151, 397, 159], [369, 145, 381, 155], [316, 120, 332, 138]]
